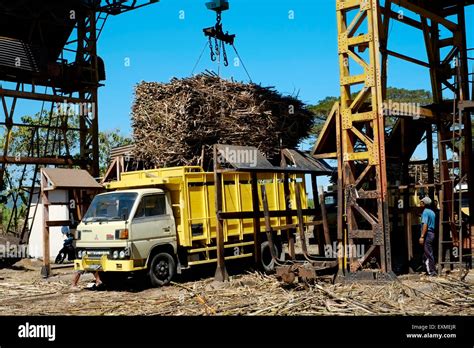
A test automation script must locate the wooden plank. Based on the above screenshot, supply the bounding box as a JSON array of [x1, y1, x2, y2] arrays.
[[283, 174, 295, 259], [261, 185, 277, 259], [46, 220, 71, 227], [213, 145, 228, 282], [218, 209, 318, 220], [320, 193, 332, 246], [251, 172, 262, 267], [295, 184, 308, 256], [407, 211, 413, 263], [40, 170, 50, 278]]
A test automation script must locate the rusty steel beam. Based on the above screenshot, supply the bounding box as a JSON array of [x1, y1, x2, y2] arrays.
[[336, 0, 392, 274], [379, 5, 422, 30], [0, 88, 89, 104], [313, 0, 472, 278], [0, 156, 80, 165], [419, 2, 472, 271], [391, 0, 458, 32], [0, 7, 104, 238]]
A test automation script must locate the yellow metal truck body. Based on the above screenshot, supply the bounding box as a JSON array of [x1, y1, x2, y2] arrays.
[[75, 166, 307, 283]]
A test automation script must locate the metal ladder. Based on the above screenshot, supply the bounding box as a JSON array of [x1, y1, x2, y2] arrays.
[[437, 56, 467, 274]]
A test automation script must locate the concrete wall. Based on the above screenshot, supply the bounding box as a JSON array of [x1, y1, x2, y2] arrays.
[[28, 190, 69, 260]]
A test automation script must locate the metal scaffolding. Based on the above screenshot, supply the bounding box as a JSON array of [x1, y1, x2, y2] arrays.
[[0, 0, 159, 242], [314, 0, 473, 279]]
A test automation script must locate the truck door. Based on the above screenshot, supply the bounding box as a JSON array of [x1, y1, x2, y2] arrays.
[[130, 194, 175, 259]]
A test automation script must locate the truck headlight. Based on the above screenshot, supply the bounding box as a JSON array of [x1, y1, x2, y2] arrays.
[[119, 250, 126, 259], [112, 250, 119, 259], [77, 250, 83, 258]]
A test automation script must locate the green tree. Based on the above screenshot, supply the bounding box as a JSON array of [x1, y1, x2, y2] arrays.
[[99, 129, 132, 175], [0, 111, 132, 231], [309, 96, 339, 136], [309, 87, 433, 137]]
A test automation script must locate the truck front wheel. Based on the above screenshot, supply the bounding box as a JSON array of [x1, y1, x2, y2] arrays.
[[149, 252, 176, 287]]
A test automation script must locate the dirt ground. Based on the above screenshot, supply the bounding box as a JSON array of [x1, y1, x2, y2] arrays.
[[0, 259, 472, 316]]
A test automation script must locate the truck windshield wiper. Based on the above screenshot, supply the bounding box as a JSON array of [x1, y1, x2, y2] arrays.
[[109, 216, 124, 221], [85, 217, 108, 222]]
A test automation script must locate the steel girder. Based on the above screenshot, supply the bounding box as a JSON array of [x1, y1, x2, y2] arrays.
[[336, 0, 392, 275], [330, 0, 472, 277]]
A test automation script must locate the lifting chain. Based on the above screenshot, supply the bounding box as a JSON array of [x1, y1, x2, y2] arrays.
[[207, 11, 229, 67], [222, 43, 229, 66], [209, 37, 216, 62]]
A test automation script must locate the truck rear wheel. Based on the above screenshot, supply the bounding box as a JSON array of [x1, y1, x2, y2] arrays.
[[261, 241, 280, 273], [149, 252, 176, 287]]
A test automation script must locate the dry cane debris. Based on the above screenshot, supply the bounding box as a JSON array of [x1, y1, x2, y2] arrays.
[[0, 268, 472, 316], [132, 73, 314, 169]]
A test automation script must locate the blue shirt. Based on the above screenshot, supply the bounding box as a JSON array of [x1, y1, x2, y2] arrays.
[[421, 208, 436, 233]]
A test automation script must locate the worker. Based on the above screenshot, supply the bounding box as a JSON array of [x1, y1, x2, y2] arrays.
[[419, 196, 437, 276], [72, 270, 104, 290]]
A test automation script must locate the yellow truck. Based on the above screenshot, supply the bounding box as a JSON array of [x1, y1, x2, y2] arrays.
[[74, 166, 309, 286]]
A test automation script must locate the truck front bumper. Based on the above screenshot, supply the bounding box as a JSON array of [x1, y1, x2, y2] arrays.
[[74, 256, 146, 272]]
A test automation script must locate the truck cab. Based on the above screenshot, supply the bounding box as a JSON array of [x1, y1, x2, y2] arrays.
[[75, 188, 178, 286]]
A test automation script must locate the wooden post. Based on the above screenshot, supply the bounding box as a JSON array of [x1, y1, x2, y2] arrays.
[[335, 104, 345, 273], [438, 189, 444, 274], [319, 191, 331, 248], [311, 174, 320, 211], [261, 185, 276, 259], [311, 174, 324, 255], [283, 174, 295, 259], [295, 184, 308, 256], [407, 211, 413, 273], [213, 145, 228, 282], [401, 119, 411, 273], [426, 125, 435, 198], [40, 170, 50, 278], [251, 172, 262, 268]]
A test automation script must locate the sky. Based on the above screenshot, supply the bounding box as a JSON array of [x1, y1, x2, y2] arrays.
[[92, 0, 473, 191], [96, 0, 473, 136], [4, 0, 472, 192]]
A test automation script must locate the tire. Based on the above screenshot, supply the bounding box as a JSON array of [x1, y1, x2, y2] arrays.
[[55, 251, 66, 264], [148, 252, 176, 287], [261, 241, 279, 273]]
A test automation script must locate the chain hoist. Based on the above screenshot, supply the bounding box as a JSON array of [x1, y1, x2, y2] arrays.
[[203, 0, 235, 67]]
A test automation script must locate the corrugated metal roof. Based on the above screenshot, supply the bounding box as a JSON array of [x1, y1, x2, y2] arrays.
[[110, 144, 135, 158], [216, 144, 274, 170], [281, 149, 334, 174], [215, 145, 334, 174], [41, 168, 102, 190]]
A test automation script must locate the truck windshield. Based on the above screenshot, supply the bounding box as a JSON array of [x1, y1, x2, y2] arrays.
[[83, 192, 137, 222]]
